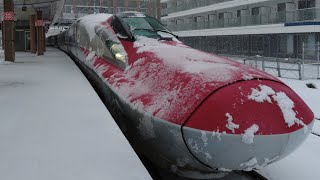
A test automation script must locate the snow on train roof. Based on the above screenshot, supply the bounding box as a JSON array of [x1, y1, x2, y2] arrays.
[[78, 13, 113, 40], [133, 35, 239, 82]]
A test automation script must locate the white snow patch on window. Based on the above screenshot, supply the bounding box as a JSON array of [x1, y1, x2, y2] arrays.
[[257, 156, 280, 170], [242, 124, 259, 144], [137, 116, 156, 140], [176, 157, 189, 167], [240, 157, 258, 171], [218, 168, 232, 172], [86, 51, 96, 61], [204, 152, 212, 162], [242, 74, 254, 80], [187, 138, 201, 153], [201, 131, 208, 146], [248, 85, 275, 103], [225, 113, 240, 133], [272, 92, 309, 133], [212, 130, 223, 141]]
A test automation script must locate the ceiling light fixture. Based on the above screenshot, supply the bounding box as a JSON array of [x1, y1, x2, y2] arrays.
[[22, 0, 27, 11]]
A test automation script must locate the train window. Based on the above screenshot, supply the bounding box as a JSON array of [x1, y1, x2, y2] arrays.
[[78, 23, 90, 50], [120, 16, 177, 39], [111, 16, 130, 39]]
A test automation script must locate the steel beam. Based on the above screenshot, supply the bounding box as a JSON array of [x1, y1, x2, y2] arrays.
[[3, 0, 15, 62], [30, 15, 37, 54], [36, 11, 44, 56]]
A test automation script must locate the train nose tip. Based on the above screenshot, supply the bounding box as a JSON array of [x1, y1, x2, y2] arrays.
[[182, 80, 314, 170], [183, 121, 314, 170]]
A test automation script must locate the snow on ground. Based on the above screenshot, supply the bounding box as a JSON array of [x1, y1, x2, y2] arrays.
[[227, 55, 320, 180], [0, 48, 151, 180]]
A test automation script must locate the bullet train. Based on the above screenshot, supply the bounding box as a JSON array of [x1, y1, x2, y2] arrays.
[[50, 12, 314, 178]]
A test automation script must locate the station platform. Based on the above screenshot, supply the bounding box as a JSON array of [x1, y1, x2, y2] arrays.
[[0, 48, 151, 180]]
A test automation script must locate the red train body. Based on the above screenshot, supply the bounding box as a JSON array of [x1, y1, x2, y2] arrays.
[[52, 12, 314, 178]]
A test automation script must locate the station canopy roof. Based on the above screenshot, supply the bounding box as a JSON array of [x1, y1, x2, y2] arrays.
[[0, 0, 65, 25]]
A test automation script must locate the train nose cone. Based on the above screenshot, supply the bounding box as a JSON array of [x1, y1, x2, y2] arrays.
[[182, 80, 314, 170]]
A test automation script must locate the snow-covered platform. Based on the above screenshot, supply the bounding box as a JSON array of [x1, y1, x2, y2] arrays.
[[0, 48, 151, 180]]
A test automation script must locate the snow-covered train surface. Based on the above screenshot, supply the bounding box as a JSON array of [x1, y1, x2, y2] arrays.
[[48, 12, 315, 179]]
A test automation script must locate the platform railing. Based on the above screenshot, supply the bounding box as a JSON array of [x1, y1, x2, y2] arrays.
[[240, 42, 320, 80]]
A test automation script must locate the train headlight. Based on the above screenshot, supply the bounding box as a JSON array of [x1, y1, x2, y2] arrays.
[[111, 44, 127, 62], [115, 53, 126, 62]]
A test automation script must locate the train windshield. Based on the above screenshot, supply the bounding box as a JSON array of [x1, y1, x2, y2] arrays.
[[122, 17, 176, 39]]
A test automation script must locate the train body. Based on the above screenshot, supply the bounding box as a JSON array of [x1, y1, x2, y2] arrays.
[[50, 12, 314, 178]]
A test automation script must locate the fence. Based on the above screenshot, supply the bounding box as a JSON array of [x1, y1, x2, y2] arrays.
[[241, 42, 320, 80]]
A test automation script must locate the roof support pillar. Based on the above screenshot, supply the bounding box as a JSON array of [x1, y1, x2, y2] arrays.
[[30, 15, 37, 54], [156, 0, 161, 20], [137, 0, 141, 12], [1, 22, 4, 50], [43, 27, 46, 52], [3, 0, 15, 62], [125, 0, 129, 11], [36, 11, 44, 56], [113, 0, 117, 14]]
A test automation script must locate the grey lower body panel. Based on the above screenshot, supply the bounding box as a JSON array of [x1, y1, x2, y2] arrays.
[[182, 120, 314, 170]]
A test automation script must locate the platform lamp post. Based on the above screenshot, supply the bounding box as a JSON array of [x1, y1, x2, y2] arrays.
[[35, 11, 44, 56], [3, 0, 15, 62]]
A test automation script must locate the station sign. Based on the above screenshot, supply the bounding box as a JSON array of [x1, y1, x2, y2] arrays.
[[2, 12, 15, 21], [35, 20, 45, 27]]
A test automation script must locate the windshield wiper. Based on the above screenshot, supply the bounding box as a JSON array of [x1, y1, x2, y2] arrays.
[[154, 29, 179, 39], [132, 28, 179, 39]]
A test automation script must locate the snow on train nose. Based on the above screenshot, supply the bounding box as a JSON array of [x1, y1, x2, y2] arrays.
[[182, 79, 314, 171]]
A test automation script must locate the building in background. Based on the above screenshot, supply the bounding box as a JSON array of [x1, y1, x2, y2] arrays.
[[58, 0, 161, 26], [161, 0, 320, 59]]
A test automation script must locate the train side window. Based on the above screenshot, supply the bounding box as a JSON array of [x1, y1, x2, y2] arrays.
[[78, 23, 90, 50], [111, 16, 128, 38]]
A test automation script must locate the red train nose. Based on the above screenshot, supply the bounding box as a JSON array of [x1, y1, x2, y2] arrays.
[[182, 80, 314, 170]]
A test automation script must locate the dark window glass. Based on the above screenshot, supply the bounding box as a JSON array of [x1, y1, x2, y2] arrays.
[[65, 6, 72, 13], [298, 0, 315, 9], [277, 3, 286, 12], [237, 10, 241, 17], [122, 16, 171, 38], [111, 17, 128, 37], [251, 35, 264, 53], [218, 13, 224, 20], [252, 7, 260, 16], [298, 1, 307, 9], [278, 35, 287, 54], [208, 14, 215, 21]]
